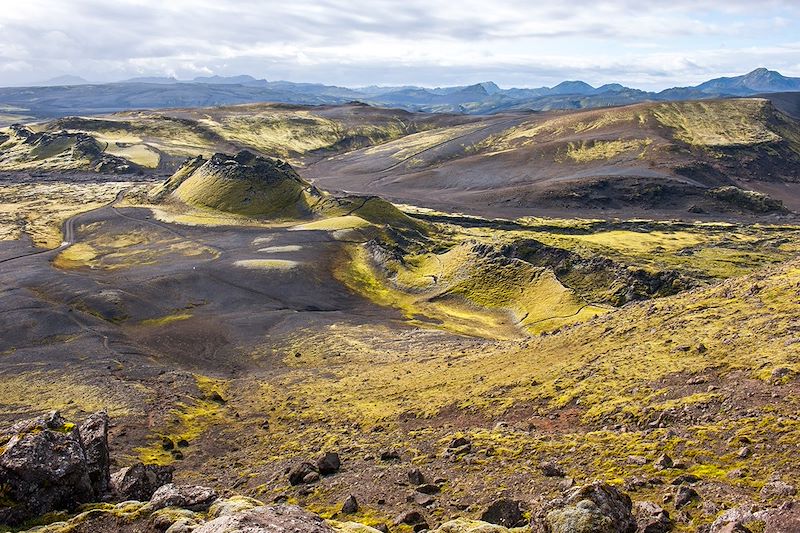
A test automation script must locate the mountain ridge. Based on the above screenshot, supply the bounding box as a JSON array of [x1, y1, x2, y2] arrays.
[[1, 68, 799, 123]]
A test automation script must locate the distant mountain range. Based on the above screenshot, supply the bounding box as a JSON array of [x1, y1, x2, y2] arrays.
[[2, 68, 800, 119]]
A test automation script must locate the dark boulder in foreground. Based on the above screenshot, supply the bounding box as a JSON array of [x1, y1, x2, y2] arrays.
[[0, 411, 172, 526], [0, 411, 101, 525], [480, 498, 527, 527], [79, 412, 112, 497]]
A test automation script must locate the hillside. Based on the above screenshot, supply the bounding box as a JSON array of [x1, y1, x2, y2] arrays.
[[3, 97, 800, 218], [308, 98, 800, 217], [0, 103, 475, 173], [1, 169, 799, 532]]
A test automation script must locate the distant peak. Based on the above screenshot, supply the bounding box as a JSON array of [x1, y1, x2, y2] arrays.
[[479, 81, 501, 94]]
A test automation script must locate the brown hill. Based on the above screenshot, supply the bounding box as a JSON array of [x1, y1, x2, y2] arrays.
[[306, 98, 800, 217]]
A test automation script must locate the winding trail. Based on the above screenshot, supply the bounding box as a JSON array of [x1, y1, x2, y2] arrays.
[[0, 190, 126, 266]]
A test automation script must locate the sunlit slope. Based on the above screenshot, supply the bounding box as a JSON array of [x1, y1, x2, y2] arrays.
[[285, 253, 800, 416], [150, 150, 429, 235], [334, 240, 606, 338], [308, 98, 800, 214]]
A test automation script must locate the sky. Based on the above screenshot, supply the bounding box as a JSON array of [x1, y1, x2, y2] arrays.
[[1, 0, 799, 89]]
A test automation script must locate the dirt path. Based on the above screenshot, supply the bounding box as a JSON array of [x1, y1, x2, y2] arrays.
[[0, 190, 127, 266]]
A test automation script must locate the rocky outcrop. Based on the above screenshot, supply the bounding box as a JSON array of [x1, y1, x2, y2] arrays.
[[480, 498, 526, 527], [503, 239, 691, 306], [0, 411, 171, 526], [4, 125, 137, 173], [79, 412, 111, 498], [0, 411, 98, 525], [707, 186, 787, 214], [633, 501, 671, 533]]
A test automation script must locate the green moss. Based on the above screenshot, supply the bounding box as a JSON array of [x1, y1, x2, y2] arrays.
[[135, 375, 229, 465], [651, 99, 781, 147], [140, 313, 193, 326]]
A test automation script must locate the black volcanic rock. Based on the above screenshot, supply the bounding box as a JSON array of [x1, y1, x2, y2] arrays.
[[0, 411, 100, 525], [316, 452, 341, 475], [289, 462, 319, 485], [78, 411, 111, 498], [480, 498, 526, 527]]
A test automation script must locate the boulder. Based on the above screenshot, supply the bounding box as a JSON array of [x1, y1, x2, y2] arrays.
[[380, 450, 402, 461], [0, 411, 95, 525], [480, 498, 526, 528], [194, 504, 335, 533], [394, 510, 425, 526], [540, 461, 566, 477], [634, 501, 671, 533], [78, 411, 111, 498], [654, 454, 673, 470], [110, 462, 174, 501], [547, 500, 616, 533], [408, 469, 426, 486], [342, 495, 359, 514], [546, 482, 637, 533], [449, 437, 470, 449], [674, 486, 699, 509], [289, 462, 319, 485], [447, 437, 472, 456], [416, 483, 440, 495], [317, 452, 342, 475], [148, 483, 218, 512]]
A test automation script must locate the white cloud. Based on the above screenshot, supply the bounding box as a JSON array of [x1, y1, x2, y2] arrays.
[[0, 0, 797, 88]]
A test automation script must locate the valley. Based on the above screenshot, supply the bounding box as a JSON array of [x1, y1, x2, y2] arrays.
[[0, 93, 799, 533]]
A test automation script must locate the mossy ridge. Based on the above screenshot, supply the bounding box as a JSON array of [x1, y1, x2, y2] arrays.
[[435, 214, 800, 283], [651, 99, 782, 147], [154, 152, 429, 235]]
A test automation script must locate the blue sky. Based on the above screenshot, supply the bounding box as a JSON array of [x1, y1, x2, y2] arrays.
[[0, 0, 799, 89]]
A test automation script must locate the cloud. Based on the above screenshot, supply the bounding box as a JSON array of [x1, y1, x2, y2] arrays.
[[0, 0, 798, 88]]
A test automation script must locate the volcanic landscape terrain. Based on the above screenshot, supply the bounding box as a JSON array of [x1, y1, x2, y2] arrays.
[[1, 96, 799, 533]]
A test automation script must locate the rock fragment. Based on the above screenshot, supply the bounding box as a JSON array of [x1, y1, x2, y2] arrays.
[[480, 498, 526, 528]]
